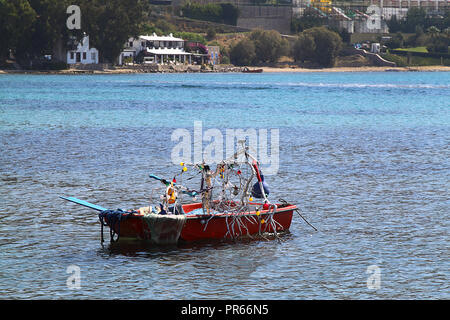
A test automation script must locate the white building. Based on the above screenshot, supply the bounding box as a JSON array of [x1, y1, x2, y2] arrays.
[[119, 33, 195, 65], [119, 37, 146, 65], [67, 35, 99, 65]]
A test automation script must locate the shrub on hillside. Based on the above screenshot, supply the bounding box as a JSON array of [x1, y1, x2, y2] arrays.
[[230, 39, 256, 66], [293, 27, 342, 67], [181, 2, 239, 26], [249, 29, 290, 64], [292, 33, 316, 63], [427, 34, 449, 54]]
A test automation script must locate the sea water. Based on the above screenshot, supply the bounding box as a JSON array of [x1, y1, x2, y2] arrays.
[[0, 72, 449, 299]]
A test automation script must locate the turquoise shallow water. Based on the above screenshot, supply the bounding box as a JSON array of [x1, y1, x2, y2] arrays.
[[0, 72, 449, 299], [1, 72, 449, 130]]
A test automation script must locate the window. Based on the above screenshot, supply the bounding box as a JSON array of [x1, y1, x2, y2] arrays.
[[91, 52, 96, 61], [70, 52, 74, 60], [83, 52, 87, 60], [129, 41, 133, 47]]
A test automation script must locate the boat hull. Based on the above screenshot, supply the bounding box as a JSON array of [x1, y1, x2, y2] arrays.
[[103, 202, 296, 243], [242, 68, 263, 73]]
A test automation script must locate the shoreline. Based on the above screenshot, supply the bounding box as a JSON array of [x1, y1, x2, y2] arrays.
[[1, 65, 450, 74], [260, 65, 450, 73]]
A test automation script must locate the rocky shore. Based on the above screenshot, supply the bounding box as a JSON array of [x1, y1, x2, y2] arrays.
[[1, 65, 450, 75], [0, 64, 248, 75]]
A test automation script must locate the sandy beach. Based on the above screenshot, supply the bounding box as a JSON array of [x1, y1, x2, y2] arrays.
[[260, 65, 450, 73]]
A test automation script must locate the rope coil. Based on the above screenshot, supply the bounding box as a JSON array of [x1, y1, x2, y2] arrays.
[[98, 209, 136, 243]]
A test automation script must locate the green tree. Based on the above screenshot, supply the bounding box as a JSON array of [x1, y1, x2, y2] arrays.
[[182, 3, 223, 23], [181, 2, 239, 25], [442, 12, 450, 32], [220, 3, 239, 26], [301, 27, 342, 67], [249, 29, 289, 64], [140, 23, 163, 36], [0, 0, 36, 61], [404, 7, 427, 33], [291, 8, 327, 33], [153, 19, 177, 34], [292, 33, 316, 63], [174, 32, 206, 45], [25, 0, 71, 60], [411, 25, 428, 47], [291, 7, 328, 33], [230, 39, 256, 66], [78, 0, 149, 63], [0, 0, 151, 65], [427, 32, 449, 54], [206, 27, 216, 41], [388, 7, 449, 33], [384, 31, 405, 49], [387, 15, 402, 33], [426, 26, 441, 38]]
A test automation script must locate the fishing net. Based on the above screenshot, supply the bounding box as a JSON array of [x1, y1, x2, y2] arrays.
[[142, 213, 186, 244], [149, 144, 285, 240]]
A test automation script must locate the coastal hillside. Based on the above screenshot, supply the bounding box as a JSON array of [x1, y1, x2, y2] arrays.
[[1, 1, 448, 70]]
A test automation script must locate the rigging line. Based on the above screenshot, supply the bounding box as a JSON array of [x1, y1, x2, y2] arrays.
[[294, 208, 318, 232]]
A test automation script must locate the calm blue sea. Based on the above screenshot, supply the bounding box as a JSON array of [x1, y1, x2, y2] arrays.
[[0, 72, 449, 299]]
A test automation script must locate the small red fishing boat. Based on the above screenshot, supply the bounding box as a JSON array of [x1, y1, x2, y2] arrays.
[[109, 201, 294, 243], [242, 67, 263, 73], [61, 146, 303, 245], [60, 198, 296, 244]]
